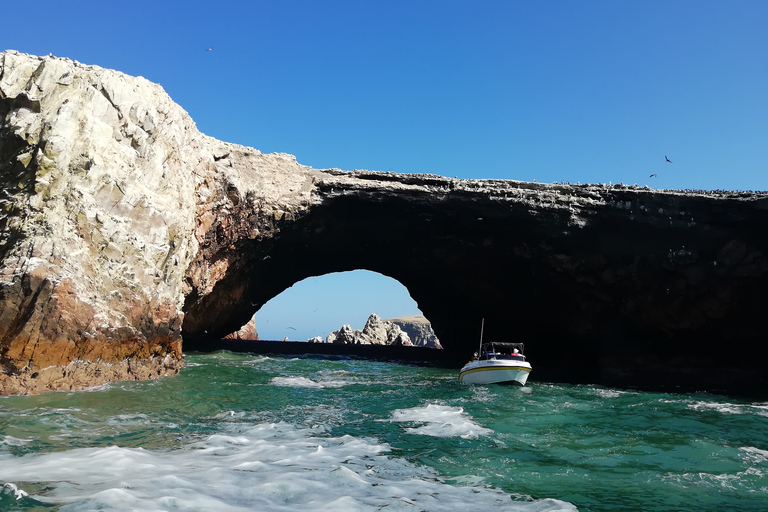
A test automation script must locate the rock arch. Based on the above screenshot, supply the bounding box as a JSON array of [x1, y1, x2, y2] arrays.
[[182, 167, 768, 393], [2, 51, 768, 394]]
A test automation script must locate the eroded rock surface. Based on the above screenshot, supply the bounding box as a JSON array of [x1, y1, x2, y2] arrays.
[[223, 317, 258, 341], [0, 51, 315, 393], [325, 314, 413, 346], [3, 51, 768, 395], [0, 51, 199, 393], [385, 315, 442, 349]]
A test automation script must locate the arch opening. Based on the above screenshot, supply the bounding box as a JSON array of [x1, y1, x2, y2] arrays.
[[252, 270, 435, 344]]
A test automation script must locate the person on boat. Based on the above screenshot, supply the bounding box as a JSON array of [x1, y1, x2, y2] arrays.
[[512, 348, 526, 360]]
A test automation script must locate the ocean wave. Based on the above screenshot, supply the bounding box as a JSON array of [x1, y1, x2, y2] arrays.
[[213, 410, 251, 420], [663, 468, 765, 493], [270, 376, 349, 388], [592, 387, 633, 399], [1, 483, 28, 500], [741, 446, 768, 464], [240, 355, 273, 366], [1, 435, 34, 448], [469, 386, 499, 402], [0, 422, 576, 511], [105, 413, 152, 425], [688, 401, 768, 417], [390, 404, 493, 439]]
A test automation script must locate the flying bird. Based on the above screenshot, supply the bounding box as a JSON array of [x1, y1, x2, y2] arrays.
[[206, 47, 214, 51], [665, 155, 672, 163], [286, 327, 296, 330], [650, 174, 657, 178]]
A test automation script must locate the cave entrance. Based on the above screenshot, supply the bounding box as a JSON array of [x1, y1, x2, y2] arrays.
[[251, 270, 438, 346]]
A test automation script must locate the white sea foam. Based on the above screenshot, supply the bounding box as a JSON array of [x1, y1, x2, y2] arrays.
[[741, 446, 768, 464], [240, 356, 272, 366], [270, 376, 348, 388], [2, 482, 28, 500], [666, 470, 751, 492], [214, 410, 250, 420], [1, 435, 34, 447], [105, 413, 152, 425], [747, 402, 768, 417], [592, 388, 630, 399], [390, 404, 493, 439], [80, 381, 117, 392], [0, 422, 576, 511], [468, 386, 498, 403], [688, 401, 768, 417]]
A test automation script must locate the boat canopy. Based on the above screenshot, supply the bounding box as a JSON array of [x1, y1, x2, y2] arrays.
[[480, 342, 525, 353]]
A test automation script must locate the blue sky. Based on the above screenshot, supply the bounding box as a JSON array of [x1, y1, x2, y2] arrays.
[[5, 1, 767, 340]]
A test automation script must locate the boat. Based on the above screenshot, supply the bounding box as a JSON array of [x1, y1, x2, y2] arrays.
[[458, 321, 532, 385]]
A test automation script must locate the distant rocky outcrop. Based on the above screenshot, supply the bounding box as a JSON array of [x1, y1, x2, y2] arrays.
[[324, 314, 414, 346], [223, 317, 258, 340], [385, 315, 442, 349]]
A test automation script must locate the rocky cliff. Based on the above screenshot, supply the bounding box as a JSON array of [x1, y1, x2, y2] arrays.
[[325, 313, 413, 346], [223, 317, 258, 341], [3, 51, 768, 395], [0, 51, 318, 393], [384, 315, 442, 349]]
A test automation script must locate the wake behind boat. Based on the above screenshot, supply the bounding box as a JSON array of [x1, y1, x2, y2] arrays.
[[458, 342, 532, 385]]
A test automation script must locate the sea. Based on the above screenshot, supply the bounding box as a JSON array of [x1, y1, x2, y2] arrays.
[[1, 351, 767, 511]]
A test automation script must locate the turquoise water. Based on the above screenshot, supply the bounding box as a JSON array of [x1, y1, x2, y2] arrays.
[[1, 352, 767, 511]]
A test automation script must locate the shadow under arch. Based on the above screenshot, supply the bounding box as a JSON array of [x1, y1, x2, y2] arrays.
[[180, 192, 513, 362]]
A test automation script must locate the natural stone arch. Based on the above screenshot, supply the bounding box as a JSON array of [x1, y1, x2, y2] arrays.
[[180, 180, 564, 360], [180, 172, 768, 394], [3, 51, 768, 395], [180, 190, 475, 348]]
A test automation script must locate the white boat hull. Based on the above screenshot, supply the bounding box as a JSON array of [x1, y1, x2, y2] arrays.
[[458, 360, 532, 386]]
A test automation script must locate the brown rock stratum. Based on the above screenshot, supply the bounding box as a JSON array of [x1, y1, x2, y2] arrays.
[[2, 51, 768, 395], [223, 317, 258, 341]]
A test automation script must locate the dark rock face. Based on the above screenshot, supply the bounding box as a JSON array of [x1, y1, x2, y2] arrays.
[[183, 172, 768, 394]]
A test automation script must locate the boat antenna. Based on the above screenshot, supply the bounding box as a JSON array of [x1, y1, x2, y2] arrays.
[[478, 318, 485, 354]]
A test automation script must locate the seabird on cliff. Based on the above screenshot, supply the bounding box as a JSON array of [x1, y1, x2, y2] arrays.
[[665, 155, 672, 163]]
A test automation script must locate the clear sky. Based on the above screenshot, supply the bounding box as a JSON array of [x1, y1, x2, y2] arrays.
[[5, 1, 767, 340]]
